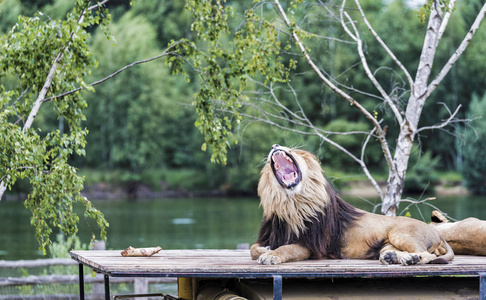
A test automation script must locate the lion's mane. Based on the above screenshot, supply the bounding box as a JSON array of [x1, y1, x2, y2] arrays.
[[256, 149, 363, 259]]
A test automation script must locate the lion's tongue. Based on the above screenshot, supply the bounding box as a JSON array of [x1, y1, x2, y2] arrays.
[[274, 152, 297, 186], [282, 172, 297, 186]]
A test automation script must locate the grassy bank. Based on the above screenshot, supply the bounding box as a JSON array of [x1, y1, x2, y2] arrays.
[[76, 168, 466, 200]]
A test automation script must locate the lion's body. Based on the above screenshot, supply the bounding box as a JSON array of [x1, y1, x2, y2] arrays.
[[430, 210, 486, 256], [341, 211, 450, 262], [251, 146, 454, 265]]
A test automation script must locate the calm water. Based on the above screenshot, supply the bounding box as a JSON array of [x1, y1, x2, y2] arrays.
[[1, 195, 485, 260]]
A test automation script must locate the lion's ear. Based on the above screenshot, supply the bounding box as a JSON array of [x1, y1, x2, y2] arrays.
[[431, 215, 441, 223], [431, 210, 448, 223]]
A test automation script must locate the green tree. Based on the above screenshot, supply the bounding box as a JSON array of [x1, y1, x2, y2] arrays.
[[460, 93, 486, 195], [0, 0, 112, 253]]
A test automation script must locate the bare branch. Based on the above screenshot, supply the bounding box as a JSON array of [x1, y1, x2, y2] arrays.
[[272, 0, 394, 170], [309, 121, 383, 200], [353, 0, 414, 89], [41, 41, 189, 103], [241, 95, 374, 138], [339, 1, 358, 41], [437, 0, 456, 41], [243, 80, 379, 139], [273, 0, 372, 122], [246, 78, 385, 200], [417, 103, 462, 133], [341, 6, 404, 125], [427, 2, 486, 98], [88, 0, 109, 11], [398, 197, 459, 222], [360, 126, 384, 200], [268, 82, 306, 122]]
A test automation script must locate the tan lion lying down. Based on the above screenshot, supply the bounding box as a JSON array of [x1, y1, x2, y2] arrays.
[[251, 145, 454, 266], [430, 210, 486, 256]]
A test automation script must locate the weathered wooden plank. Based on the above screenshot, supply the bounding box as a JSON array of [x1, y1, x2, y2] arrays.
[[70, 250, 486, 279]]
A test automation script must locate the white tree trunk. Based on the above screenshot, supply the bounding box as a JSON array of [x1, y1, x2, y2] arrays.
[[382, 125, 413, 215], [0, 182, 6, 200], [381, 5, 443, 215]]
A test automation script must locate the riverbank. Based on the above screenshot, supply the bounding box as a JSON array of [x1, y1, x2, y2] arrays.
[[341, 179, 469, 198], [80, 178, 470, 200], [3, 177, 468, 202]]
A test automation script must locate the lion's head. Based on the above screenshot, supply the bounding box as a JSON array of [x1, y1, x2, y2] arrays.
[[256, 145, 362, 259], [258, 145, 332, 236]]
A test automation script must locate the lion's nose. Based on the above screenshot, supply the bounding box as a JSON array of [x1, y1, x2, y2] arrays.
[[272, 144, 280, 150]]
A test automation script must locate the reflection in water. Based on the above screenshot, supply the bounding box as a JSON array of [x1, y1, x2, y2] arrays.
[[172, 218, 196, 225], [0, 196, 485, 260]]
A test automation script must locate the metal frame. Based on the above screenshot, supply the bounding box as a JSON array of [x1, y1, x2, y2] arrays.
[[481, 273, 486, 300], [113, 293, 174, 299], [78, 264, 486, 300]]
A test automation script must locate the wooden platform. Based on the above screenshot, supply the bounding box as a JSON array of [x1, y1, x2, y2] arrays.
[[70, 249, 486, 299]]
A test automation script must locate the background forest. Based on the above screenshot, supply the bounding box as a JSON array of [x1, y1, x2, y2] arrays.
[[2, 0, 486, 198]]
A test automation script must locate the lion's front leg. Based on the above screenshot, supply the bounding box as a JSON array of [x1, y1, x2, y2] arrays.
[[250, 243, 271, 260], [254, 244, 311, 265]]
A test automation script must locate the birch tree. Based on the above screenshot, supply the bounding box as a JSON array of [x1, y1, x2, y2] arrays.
[[185, 0, 486, 216], [0, 0, 196, 252], [0, 0, 114, 253]]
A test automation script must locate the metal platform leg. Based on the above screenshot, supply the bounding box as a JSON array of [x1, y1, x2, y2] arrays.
[[79, 264, 85, 300], [480, 273, 486, 300], [273, 275, 282, 300], [105, 274, 111, 300]]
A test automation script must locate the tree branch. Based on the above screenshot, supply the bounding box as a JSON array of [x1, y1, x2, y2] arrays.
[[427, 2, 486, 98], [41, 41, 188, 103], [417, 103, 462, 133], [353, 0, 414, 89], [243, 81, 378, 138], [272, 0, 394, 171], [437, 0, 455, 42], [360, 126, 384, 200], [340, 3, 404, 125], [88, 0, 109, 11], [241, 78, 384, 199]]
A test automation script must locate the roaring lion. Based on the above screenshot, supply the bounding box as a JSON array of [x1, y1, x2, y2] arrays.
[[430, 210, 486, 256], [250, 145, 454, 265]]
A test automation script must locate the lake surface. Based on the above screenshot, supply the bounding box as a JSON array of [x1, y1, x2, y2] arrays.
[[1, 195, 485, 260]]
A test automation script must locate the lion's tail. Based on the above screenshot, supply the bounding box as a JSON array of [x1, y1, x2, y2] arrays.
[[430, 238, 454, 264]]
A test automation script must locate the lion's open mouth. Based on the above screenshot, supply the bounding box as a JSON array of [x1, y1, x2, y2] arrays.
[[270, 150, 302, 189]]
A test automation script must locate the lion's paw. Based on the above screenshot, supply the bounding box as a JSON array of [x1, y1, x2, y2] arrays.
[[251, 246, 271, 260], [257, 252, 282, 265], [379, 251, 398, 265], [400, 253, 421, 266]]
